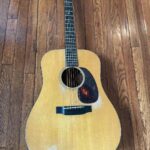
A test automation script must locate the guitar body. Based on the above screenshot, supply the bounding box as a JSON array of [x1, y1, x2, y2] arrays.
[[26, 49, 121, 150]]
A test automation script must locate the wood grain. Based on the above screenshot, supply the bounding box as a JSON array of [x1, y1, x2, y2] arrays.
[[5, 0, 30, 149], [2, 19, 17, 65], [24, 0, 38, 74], [8, 0, 20, 19], [0, 0, 10, 74], [0, 0, 150, 149], [0, 66, 12, 147]]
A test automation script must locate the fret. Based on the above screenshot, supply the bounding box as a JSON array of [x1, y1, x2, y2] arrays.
[[65, 20, 74, 24], [65, 11, 73, 15], [66, 61, 78, 64], [65, 29, 74, 32], [66, 50, 77, 52], [66, 57, 78, 60], [65, 42, 76, 44], [65, 48, 77, 50], [65, 39, 76, 42], [65, 17, 74, 20], [66, 54, 77, 56], [66, 14, 73, 17], [66, 62, 78, 64], [65, 39, 76, 41], [65, 37, 75, 39], [65, 34, 75, 37], [65, 33, 75, 35], [64, 0, 72, 3], [65, 22, 74, 26], [66, 61, 78, 63], [65, 40, 76, 42], [66, 47, 76, 49], [66, 52, 77, 54], [66, 51, 77, 54], [66, 48, 77, 50], [66, 59, 78, 61], [65, 37, 75, 40], [65, 25, 74, 28], [66, 46, 76, 49], [65, 19, 74, 23], [65, 41, 76, 44], [66, 56, 77, 58], [65, 30, 75, 33], [65, 30, 74, 32], [66, 58, 78, 60], [64, 3, 72, 7], [65, 31, 75, 33], [65, 35, 76, 38], [66, 52, 77, 55], [65, 1, 72, 4], [64, 7, 73, 12]]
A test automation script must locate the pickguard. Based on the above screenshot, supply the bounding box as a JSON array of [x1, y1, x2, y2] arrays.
[[78, 68, 99, 103]]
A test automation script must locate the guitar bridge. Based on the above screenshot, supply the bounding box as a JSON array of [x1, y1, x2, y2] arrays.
[[56, 105, 92, 115]]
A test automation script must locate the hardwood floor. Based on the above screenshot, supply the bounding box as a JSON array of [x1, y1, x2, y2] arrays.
[[0, 0, 149, 149]]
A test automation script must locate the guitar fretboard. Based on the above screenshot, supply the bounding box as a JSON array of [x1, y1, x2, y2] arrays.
[[64, 0, 78, 67]]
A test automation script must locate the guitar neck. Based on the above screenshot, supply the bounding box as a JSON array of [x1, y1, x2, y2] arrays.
[[64, 0, 78, 67]]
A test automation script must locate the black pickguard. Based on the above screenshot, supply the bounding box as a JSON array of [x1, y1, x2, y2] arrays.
[[78, 68, 99, 103]]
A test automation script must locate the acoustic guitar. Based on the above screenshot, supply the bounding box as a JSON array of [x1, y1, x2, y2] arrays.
[[25, 0, 121, 149]]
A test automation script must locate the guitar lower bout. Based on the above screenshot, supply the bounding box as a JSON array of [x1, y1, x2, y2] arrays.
[[26, 49, 121, 150]]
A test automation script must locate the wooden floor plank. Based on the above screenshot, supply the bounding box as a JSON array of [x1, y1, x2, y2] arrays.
[[2, 19, 17, 65], [140, 0, 150, 39], [125, 0, 140, 47], [24, 0, 38, 74], [56, 0, 64, 49], [119, 1, 146, 149], [98, 0, 114, 88], [93, 0, 103, 53], [0, 148, 6, 150], [84, 0, 96, 50], [0, 66, 12, 147], [111, 1, 135, 149], [74, 0, 86, 48], [47, 0, 57, 51], [6, 0, 30, 149], [132, 47, 150, 149], [133, 5, 150, 149], [0, 0, 10, 73], [134, 0, 150, 98], [8, 0, 20, 19]]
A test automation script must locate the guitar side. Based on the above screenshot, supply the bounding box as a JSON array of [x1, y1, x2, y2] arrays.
[[26, 49, 121, 150]]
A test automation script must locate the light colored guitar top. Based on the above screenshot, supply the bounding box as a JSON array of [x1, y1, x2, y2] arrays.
[[26, 49, 121, 150]]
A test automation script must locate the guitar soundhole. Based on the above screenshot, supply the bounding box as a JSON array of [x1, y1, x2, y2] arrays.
[[61, 67, 84, 88]]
